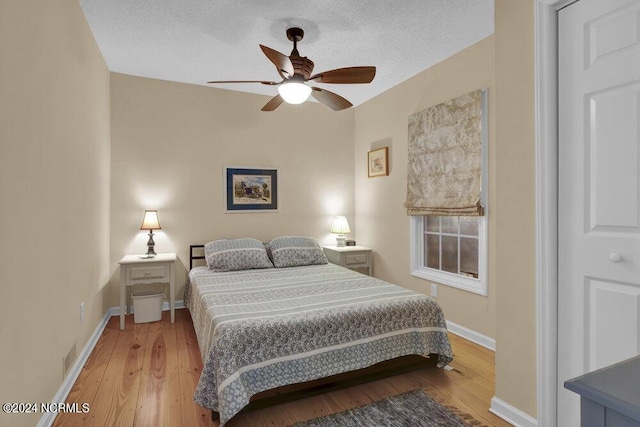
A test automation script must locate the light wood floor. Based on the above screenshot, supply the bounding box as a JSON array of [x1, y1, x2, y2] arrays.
[[54, 309, 512, 426]]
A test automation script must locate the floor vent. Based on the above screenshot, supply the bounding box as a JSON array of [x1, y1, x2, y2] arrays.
[[63, 343, 76, 379]]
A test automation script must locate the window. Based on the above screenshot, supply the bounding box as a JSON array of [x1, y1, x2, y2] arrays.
[[410, 215, 487, 295], [406, 89, 488, 295], [425, 216, 479, 277]]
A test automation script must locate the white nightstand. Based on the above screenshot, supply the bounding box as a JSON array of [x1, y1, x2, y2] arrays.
[[323, 246, 373, 276], [119, 253, 176, 330]]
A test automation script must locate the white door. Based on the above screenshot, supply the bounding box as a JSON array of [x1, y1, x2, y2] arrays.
[[558, 0, 640, 425]]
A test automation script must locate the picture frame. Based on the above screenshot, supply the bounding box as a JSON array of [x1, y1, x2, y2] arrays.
[[368, 147, 389, 177], [224, 167, 278, 212]]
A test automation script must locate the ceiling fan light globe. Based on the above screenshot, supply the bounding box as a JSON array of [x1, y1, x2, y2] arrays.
[[278, 82, 312, 104]]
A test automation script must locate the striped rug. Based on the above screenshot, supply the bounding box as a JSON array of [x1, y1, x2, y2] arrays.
[[293, 389, 486, 427]]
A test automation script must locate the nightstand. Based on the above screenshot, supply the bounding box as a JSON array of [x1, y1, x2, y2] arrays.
[[119, 253, 176, 330], [323, 246, 373, 276]]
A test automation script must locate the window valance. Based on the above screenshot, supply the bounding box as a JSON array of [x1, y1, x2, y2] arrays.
[[405, 89, 485, 216]]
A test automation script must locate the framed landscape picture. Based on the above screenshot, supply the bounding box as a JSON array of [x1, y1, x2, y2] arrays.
[[224, 167, 278, 212], [368, 147, 389, 177]]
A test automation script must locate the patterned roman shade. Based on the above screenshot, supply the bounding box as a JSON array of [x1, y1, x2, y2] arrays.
[[405, 89, 485, 216]]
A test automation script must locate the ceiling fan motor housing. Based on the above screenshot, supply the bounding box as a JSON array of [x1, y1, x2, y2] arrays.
[[290, 56, 314, 79], [286, 28, 314, 79]]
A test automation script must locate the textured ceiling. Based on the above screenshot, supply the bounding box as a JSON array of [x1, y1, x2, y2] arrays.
[[80, 0, 494, 108]]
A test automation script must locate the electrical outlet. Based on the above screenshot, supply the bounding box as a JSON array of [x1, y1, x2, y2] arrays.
[[80, 302, 85, 323], [430, 283, 438, 297]]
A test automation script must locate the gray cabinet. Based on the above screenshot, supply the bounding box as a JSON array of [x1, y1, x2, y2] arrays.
[[564, 355, 640, 427]]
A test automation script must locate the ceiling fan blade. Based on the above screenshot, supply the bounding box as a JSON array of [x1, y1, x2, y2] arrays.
[[308, 66, 376, 84], [207, 80, 278, 85], [310, 87, 353, 111], [259, 45, 295, 79], [261, 94, 284, 112]]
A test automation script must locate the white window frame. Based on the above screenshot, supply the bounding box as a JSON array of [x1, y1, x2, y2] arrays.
[[409, 89, 489, 296], [410, 214, 488, 295]]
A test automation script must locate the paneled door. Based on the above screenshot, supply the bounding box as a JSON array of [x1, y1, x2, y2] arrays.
[[558, 0, 640, 425]]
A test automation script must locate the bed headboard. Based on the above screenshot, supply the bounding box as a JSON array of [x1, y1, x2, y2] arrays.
[[190, 244, 205, 270]]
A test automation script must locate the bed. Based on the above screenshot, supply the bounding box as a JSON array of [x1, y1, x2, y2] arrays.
[[184, 237, 453, 425]]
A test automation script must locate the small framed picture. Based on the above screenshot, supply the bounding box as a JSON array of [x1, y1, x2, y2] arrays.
[[224, 167, 278, 212], [368, 147, 389, 177]]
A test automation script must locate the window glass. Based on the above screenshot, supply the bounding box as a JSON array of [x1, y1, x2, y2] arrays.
[[459, 216, 479, 236], [426, 216, 440, 232], [441, 235, 458, 273], [418, 215, 483, 288], [460, 237, 479, 278], [425, 234, 440, 269], [441, 216, 458, 234]]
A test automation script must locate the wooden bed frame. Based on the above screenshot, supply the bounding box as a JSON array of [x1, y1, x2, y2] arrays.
[[188, 245, 439, 421], [236, 355, 437, 418]]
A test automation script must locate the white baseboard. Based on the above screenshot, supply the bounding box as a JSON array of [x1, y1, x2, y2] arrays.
[[446, 323, 537, 426], [109, 300, 186, 315], [38, 301, 185, 427], [446, 320, 496, 352], [163, 300, 185, 311], [490, 396, 538, 427], [37, 308, 113, 427]]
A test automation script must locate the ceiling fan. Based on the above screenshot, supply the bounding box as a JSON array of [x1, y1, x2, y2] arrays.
[[207, 27, 376, 111]]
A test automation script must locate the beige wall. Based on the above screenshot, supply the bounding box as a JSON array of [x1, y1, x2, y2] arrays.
[[0, 1, 111, 426], [108, 74, 355, 306], [354, 0, 537, 419], [494, 0, 537, 418], [354, 36, 497, 339], [0, 1, 538, 423]]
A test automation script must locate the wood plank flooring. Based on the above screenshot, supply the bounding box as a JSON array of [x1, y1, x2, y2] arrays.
[[55, 309, 511, 426]]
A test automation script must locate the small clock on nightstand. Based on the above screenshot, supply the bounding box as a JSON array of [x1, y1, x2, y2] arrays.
[[322, 245, 373, 276]]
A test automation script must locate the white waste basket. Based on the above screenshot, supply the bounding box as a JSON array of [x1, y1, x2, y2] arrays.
[[132, 291, 163, 323]]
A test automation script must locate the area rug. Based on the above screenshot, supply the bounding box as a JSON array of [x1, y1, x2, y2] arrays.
[[293, 389, 486, 427]]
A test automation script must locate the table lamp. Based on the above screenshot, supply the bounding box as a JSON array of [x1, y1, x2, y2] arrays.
[[330, 216, 351, 247], [140, 210, 161, 256]]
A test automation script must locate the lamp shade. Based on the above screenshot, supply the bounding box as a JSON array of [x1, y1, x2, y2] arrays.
[[140, 210, 161, 230], [330, 216, 351, 234], [278, 81, 312, 104]]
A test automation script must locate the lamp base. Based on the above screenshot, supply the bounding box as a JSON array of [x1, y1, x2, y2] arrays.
[[146, 231, 157, 257], [336, 235, 346, 247]]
